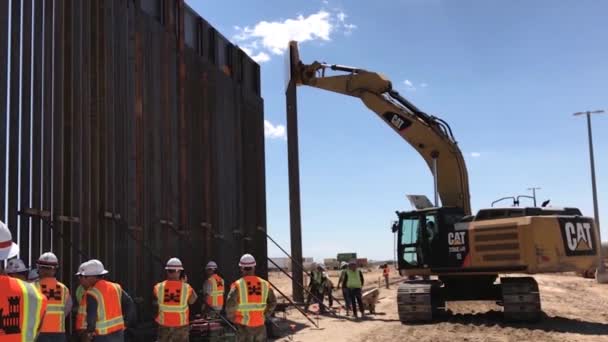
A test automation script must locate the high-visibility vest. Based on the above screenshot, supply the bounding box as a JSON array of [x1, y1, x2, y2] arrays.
[[87, 280, 125, 335], [154, 280, 193, 327], [0, 275, 48, 342], [75, 285, 85, 303], [75, 293, 87, 331], [311, 271, 323, 285], [232, 276, 269, 328], [35, 277, 69, 333], [346, 269, 362, 289], [205, 274, 225, 311]]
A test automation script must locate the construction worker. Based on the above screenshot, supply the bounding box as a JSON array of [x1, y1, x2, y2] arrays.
[[336, 261, 351, 315], [0, 220, 48, 341], [342, 260, 365, 319], [5, 257, 30, 280], [35, 252, 73, 342], [153, 257, 198, 342], [80, 259, 136, 341], [226, 254, 277, 342], [382, 263, 390, 289], [74, 261, 91, 341], [321, 266, 334, 309], [305, 263, 327, 313], [202, 261, 224, 316]]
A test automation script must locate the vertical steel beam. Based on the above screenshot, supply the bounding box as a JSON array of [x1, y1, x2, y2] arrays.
[[0, 0, 8, 223], [286, 69, 304, 302], [31, 0, 44, 258], [41, 0, 53, 251], [19, 0, 33, 264], [7, 0, 23, 240]]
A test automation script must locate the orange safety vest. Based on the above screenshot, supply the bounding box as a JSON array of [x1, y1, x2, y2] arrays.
[[154, 280, 193, 327], [0, 274, 48, 341], [87, 280, 125, 335], [35, 277, 70, 333], [383, 267, 390, 277], [75, 292, 87, 331], [232, 276, 269, 328], [205, 274, 225, 311]]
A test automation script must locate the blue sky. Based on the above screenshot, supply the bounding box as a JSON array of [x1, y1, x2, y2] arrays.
[[187, 0, 608, 261]]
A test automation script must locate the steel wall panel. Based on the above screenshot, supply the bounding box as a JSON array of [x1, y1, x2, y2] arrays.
[[0, 0, 8, 224], [1, 0, 267, 329], [19, 0, 33, 264], [7, 0, 22, 240]]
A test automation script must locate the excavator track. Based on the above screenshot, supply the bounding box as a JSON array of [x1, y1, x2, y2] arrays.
[[397, 281, 443, 323], [500, 277, 541, 322]]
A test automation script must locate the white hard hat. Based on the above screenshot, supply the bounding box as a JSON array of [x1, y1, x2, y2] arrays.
[[75, 261, 89, 276], [239, 254, 256, 267], [81, 259, 109, 276], [0, 220, 19, 260], [340, 261, 348, 268], [6, 258, 29, 274], [165, 257, 184, 271], [28, 269, 40, 282], [206, 261, 218, 270], [37, 252, 59, 268], [318, 264, 326, 270]]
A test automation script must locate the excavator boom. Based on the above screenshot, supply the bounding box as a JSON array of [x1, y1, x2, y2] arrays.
[[287, 41, 471, 214]]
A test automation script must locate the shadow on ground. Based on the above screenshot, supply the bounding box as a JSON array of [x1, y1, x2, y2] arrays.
[[406, 310, 608, 336]]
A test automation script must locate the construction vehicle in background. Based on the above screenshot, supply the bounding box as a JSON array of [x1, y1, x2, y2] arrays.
[[286, 41, 602, 323]]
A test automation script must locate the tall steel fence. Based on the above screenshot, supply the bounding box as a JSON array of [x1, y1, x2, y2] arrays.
[[0, 0, 267, 322]]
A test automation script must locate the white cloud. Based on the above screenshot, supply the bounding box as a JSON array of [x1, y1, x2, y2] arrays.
[[264, 120, 287, 140], [233, 9, 356, 62], [403, 79, 416, 91], [252, 52, 271, 63], [470, 152, 481, 158]]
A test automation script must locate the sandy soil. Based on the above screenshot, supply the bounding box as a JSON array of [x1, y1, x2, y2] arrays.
[[267, 269, 608, 342]]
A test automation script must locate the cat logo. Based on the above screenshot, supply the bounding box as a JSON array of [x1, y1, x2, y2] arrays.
[[559, 218, 597, 256], [382, 112, 412, 131], [448, 232, 466, 246]]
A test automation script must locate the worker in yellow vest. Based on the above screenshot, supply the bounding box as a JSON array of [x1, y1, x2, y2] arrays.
[[336, 261, 351, 316], [35, 252, 73, 342], [153, 257, 198, 342], [80, 259, 136, 341], [342, 260, 365, 319], [74, 261, 91, 341], [226, 254, 277, 342], [0, 220, 48, 341], [202, 261, 224, 316]]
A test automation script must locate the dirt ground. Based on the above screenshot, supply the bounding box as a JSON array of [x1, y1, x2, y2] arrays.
[[267, 268, 608, 342]]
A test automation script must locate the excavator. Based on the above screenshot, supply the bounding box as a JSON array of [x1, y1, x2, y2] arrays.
[[286, 41, 602, 322]]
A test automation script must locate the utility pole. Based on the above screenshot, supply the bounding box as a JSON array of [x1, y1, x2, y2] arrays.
[[573, 109, 606, 280], [527, 187, 541, 207]]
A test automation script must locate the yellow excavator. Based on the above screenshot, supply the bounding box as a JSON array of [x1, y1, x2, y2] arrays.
[[286, 41, 602, 322]]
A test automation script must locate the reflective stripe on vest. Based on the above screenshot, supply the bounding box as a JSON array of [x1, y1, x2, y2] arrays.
[[88, 281, 125, 335], [155, 280, 190, 327], [234, 276, 268, 327], [346, 269, 362, 289], [35, 278, 68, 333], [76, 285, 85, 303], [14, 278, 46, 342], [206, 275, 224, 310], [75, 294, 88, 330]]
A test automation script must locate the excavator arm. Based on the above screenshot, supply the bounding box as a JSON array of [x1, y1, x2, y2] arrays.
[[287, 41, 471, 215]]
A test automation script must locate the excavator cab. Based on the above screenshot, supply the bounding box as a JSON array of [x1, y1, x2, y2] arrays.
[[394, 207, 466, 273]]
